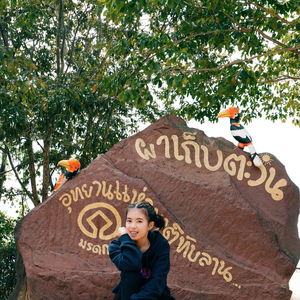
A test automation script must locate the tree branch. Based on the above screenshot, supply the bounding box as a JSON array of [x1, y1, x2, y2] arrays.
[[245, 1, 297, 25], [64, 4, 93, 76], [223, 13, 293, 51], [0, 164, 27, 176], [80, 113, 96, 167], [24, 136, 40, 206], [258, 75, 300, 84], [182, 45, 300, 72], [42, 136, 51, 202], [100, 105, 115, 151], [56, 0, 64, 75], [36, 139, 44, 151], [60, 0, 66, 73], [0, 150, 7, 201], [190, 1, 298, 53], [63, 11, 82, 75], [0, 19, 9, 47], [173, 29, 244, 44], [1, 145, 36, 205]]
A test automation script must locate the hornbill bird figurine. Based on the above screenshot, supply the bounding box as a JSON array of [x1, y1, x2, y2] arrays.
[[217, 107, 263, 168], [53, 158, 81, 191]]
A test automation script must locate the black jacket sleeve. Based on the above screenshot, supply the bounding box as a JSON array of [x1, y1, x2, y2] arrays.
[[131, 240, 170, 300], [108, 234, 142, 272]]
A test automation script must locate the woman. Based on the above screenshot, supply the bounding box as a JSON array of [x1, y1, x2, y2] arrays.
[[109, 201, 174, 300]]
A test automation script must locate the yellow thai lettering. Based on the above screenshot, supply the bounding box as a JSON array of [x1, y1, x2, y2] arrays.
[[78, 239, 109, 256], [163, 223, 184, 245], [114, 180, 123, 201], [59, 193, 72, 207], [247, 164, 268, 186], [201, 145, 223, 172], [171, 135, 184, 161], [223, 154, 246, 180], [92, 180, 102, 196], [101, 180, 114, 200], [135, 138, 156, 160], [122, 184, 131, 202], [156, 135, 171, 158], [81, 184, 93, 198], [265, 167, 287, 201], [70, 187, 85, 202], [182, 140, 202, 167], [134, 134, 287, 201]]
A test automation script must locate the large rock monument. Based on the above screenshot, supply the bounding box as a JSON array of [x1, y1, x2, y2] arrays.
[[12, 116, 300, 299]]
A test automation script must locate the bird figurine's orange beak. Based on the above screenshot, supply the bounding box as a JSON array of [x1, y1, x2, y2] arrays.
[[58, 159, 80, 173], [218, 107, 239, 119]]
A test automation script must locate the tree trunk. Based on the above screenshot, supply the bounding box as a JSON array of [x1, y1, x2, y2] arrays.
[[42, 137, 51, 202], [80, 113, 95, 168], [56, 0, 65, 76], [25, 138, 40, 206], [2, 145, 34, 204], [0, 150, 7, 200]]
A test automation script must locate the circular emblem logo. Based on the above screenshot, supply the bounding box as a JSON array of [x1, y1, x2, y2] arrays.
[[77, 202, 121, 240]]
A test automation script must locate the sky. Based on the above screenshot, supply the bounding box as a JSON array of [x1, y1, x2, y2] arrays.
[[1, 116, 299, 298]]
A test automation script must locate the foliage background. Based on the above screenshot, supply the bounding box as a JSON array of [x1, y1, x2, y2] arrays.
[[0, 212, 17, 299], [0, 0, 299, 209]]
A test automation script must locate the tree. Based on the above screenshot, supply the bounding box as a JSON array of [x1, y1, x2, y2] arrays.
[[98, 0, 300, 123], [0, 212, 17, 299], [0, 0, 161, 209], [0, 0, 299, 211]]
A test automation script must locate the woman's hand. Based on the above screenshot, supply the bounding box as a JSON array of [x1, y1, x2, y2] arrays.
[[118, 226, 127, 237]]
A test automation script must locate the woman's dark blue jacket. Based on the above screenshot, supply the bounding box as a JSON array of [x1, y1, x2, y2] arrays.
[[109, 230, 172, 300]]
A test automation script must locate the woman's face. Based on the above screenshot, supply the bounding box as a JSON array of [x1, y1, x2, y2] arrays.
[[125, 208, 154, 241]]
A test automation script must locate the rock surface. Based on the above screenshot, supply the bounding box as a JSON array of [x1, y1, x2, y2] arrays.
[[14, 116, 300, 299]]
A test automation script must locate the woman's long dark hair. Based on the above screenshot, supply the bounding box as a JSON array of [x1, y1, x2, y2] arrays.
[[126, 201, 165, 230]]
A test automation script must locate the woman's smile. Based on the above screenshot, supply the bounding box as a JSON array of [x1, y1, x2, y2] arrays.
[[125, 208, 154, 243], [128, 231, 138, 238]]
